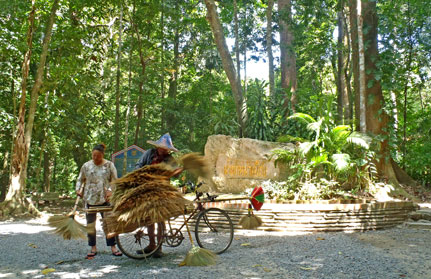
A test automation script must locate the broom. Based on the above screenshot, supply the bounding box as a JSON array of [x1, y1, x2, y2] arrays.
[[47, 188, 93, 240], [179, 214, 217, 266], [238, 186, 265, 230], [178, 153, 210, 179], [239, 204, 262, 230]]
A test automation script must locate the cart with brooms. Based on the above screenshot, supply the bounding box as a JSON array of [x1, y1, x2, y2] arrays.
[[48, 154, 264, 266], [88, 181, 236, 261]]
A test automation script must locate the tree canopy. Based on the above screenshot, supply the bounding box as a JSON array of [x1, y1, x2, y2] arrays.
[[0, 0, 430, 209]]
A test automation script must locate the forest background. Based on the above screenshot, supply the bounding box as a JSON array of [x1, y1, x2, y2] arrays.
[[0, 0, 430, 214]]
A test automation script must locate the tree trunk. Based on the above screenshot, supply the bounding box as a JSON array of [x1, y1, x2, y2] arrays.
[[348, 0, 360, 131], [356, 0, 366, 132], [43, 151, 51, 192], [21, 0, 59, 189], [34, 137, 45, 190], [123, 32, 133, 174], [131, 4, 150, 146], [402, 1, 413, 164], [1, 1, 38, 217], [362, 1, 411, 186], [204, 0, 247, 137], [114, 3, 123, 152], [166, 18, 180, 135], [160, 3, 165, 133], [266, 0, 275, 97], [336, 2, 349, 124], [278, 0, 297, 112], [343, 7, 354, 123], [234, 0, 241, 84]]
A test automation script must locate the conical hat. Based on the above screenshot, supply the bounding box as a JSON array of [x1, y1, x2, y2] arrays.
[[147, 133, 179, 152]]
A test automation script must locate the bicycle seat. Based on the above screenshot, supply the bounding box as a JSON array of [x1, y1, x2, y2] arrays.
[[206, 193, 218, 202]]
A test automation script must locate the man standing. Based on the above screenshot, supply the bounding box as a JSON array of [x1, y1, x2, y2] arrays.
[[135, 133, 180, 258]]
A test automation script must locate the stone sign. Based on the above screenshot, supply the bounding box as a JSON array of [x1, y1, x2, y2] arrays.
[[204, 135, 294, 193], [111, 145, 145, 178]]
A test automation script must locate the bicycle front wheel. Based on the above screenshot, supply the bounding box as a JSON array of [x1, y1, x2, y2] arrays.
[[116, 222, 165, 260], [194, 208, 234, 254]]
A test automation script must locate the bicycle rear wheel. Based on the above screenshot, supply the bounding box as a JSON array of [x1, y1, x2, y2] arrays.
[[116, 222, 164, 259], [194, 208, 234, 254]]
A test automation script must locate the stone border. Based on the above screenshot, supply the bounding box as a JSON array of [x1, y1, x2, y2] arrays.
[[173, 200, 416, 232]]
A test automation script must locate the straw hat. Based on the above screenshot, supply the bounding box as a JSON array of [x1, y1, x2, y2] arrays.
[[147, 133, 179, 152]]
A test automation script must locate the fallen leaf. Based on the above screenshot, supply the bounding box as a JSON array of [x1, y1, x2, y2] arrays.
[[55, 260, 64, 265], [235, 237, 241, 240], [316, 237, 325, 240], [41, 268, 55, 275], [253, 264, 262, 268], [338, 252, 343, 255], [300, 266, 313, 270], [28, 243, 38, 248], [263, 267, 272, 272], [241, 243, 251, 246]]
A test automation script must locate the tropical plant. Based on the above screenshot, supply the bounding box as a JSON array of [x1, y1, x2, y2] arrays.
[[274, 112, 377, 198]]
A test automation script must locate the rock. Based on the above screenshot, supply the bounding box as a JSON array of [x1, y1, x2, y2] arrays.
[[409, 209, 431, 221], [406, 221, 431, 230], [204, 135, 294, 193]]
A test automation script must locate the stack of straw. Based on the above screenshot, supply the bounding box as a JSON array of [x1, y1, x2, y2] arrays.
[[109, 163, 192, 227]]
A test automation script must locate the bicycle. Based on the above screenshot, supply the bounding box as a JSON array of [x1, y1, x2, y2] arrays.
[[114, 182, 234, 259]]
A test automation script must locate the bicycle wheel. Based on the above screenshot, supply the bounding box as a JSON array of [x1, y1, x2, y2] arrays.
[[116, 222, 165, 259], [195, 208, 234, 254]]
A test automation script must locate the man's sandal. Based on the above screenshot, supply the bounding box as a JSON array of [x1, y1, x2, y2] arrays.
[[85, 252, 97, 259], [112, 251, 122, 257]]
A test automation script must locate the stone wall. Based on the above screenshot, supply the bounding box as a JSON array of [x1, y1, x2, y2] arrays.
[[204, 135, 295, 193]]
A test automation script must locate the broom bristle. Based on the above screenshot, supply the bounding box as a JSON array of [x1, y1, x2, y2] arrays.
[[48, 215, 89, 240], [179, 153, 210, 179], [180, 246, 217, 266], [239, 215, 262, 230]]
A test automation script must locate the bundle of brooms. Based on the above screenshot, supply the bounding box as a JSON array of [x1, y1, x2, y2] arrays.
[[108, 153, 217, 265], [108, 153, 211, 231]]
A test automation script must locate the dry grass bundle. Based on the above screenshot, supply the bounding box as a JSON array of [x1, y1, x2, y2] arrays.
[[239, 214, 262, 230], [110, 163, 176, 206], [178, 153, 210, 179], [112, 180, 176, 211], [102, 213, 141, 238], [109, 163, 192, 228], [116, 189, 191, 225], [180, 246, 217, 266]]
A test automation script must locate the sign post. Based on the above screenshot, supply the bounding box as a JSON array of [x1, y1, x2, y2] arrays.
[[111, 145, 145, 178]]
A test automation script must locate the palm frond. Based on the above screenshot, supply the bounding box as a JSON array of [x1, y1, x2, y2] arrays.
[[299, 141, 315, 156], [332, 153, 351, 171], [288, 113, 316, 124], [347, 132, 371, 149]]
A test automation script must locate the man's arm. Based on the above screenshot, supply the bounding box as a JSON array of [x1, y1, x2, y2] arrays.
[[135, 149, 154, 169]]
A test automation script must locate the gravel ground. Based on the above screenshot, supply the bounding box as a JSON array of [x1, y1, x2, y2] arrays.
[[1, 214, 431, 279]]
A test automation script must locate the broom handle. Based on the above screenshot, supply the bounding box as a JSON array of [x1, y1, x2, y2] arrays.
[[71, 185, 85, 214], [183, 214, 195, 246]]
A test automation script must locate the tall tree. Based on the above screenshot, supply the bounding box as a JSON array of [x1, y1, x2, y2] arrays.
[[204, 0, 247, 137], [348, 0, 360, 131], [234, 0, 241, 84], [360, 0, 414, 186], [114, 3, 123, 152], [356, 0, 367, 132], [1, 1, 35, 215], [266, 0, 275, 97], [166, 0, 181, 135], [336, 0, 350, 123], [278, 0, 297, 112]]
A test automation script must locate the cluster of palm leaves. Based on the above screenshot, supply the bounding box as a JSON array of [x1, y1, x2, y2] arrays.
[[274, 113, 378, 196]]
